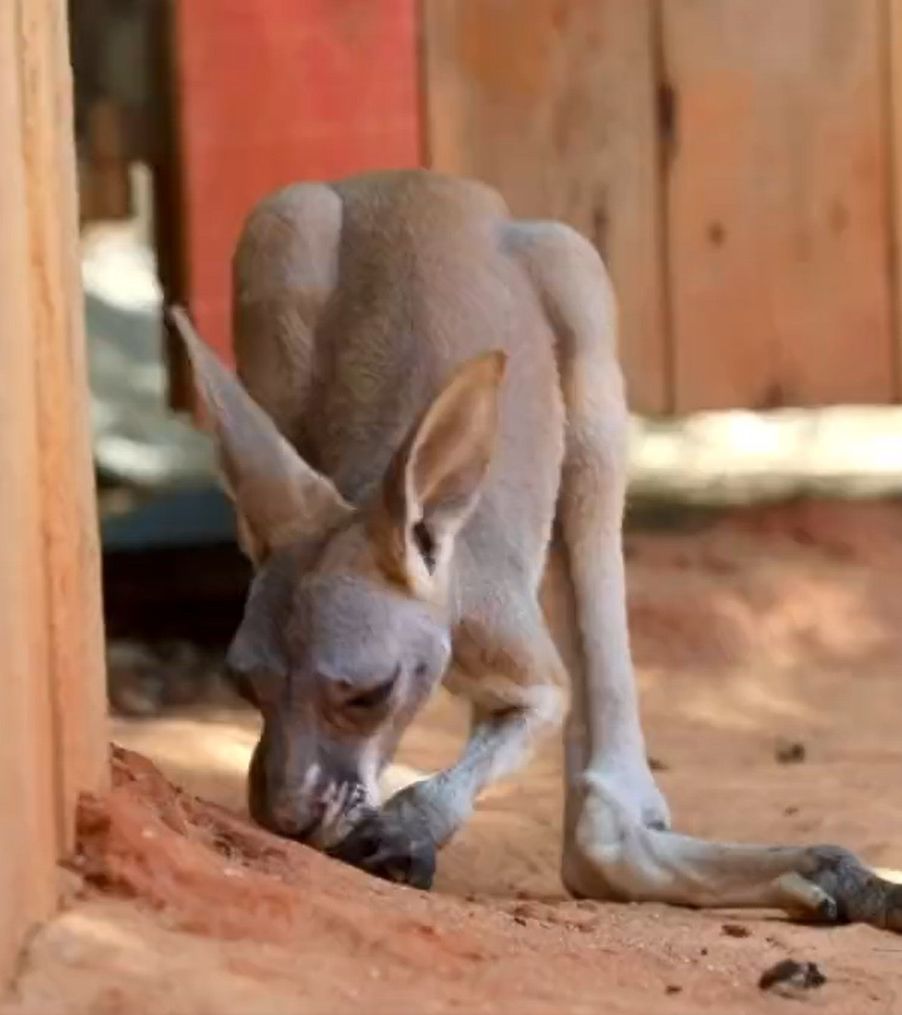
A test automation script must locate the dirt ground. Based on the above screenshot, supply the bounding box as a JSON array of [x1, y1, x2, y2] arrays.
[[5, 500, 902, 1014]]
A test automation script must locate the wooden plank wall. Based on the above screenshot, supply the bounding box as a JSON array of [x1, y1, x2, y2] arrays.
[[663, 0, 894, 411], [0, 0, 107, 986], [424, 0, 901, 414], [424, 0, 669, 414], [167, 0, 902, 413]]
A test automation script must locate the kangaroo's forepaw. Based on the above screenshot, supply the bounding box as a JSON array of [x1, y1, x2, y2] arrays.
[[796, 846, 902, 932], [327, 803, 436, 890]]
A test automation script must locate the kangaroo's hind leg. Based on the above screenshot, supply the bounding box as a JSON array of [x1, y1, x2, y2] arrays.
[[510, 219, 902, 930]]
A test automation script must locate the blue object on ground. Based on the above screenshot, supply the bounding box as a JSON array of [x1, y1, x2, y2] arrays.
[[101, 485, 236, 552]]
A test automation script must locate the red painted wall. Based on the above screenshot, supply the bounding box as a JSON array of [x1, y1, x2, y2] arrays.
[[172, 0, 421, 363]]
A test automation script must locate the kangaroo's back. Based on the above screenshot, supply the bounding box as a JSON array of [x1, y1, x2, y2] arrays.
[[233, 169, 564, 582]]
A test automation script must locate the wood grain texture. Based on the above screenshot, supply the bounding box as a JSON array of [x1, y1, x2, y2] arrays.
[[664, 0, 894, 411], [888, 0, 902, 399], [0, 0, 107, 984], [19, 0, 109, 843], [0, 0, 60, 983], [424, 0, 668, 413]]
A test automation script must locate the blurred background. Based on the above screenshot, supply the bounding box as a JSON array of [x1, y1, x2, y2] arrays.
[[73, 1, 902, 736]]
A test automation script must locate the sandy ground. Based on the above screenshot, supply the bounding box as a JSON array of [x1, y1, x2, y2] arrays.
[[5, 499, 902, 1014]]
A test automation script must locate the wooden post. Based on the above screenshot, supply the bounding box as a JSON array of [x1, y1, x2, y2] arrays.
[[888, 0, 902, 400], [0, 0, 107, 985]]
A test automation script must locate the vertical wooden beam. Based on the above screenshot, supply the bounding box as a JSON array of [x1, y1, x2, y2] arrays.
[[887, 0, 902, 400], [423, 0, 669, 414], [0, 0, 60, 984], [0, 0, 107, 985], [19, 0, 109, 844]]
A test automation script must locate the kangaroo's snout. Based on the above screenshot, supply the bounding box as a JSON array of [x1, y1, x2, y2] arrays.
[[267, 795, 324, 841], [247, 731, 373, 847]]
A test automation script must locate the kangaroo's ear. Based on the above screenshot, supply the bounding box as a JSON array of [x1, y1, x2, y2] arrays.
[[379, 351, 506, 591], [169, 306, 351, 565]]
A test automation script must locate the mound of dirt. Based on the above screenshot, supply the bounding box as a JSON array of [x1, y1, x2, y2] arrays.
[[5, 500, 902, 1013], [4, 745, 892, 1015]]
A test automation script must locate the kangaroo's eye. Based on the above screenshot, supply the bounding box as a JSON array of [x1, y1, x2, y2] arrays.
[[345, 667, 399, 710]]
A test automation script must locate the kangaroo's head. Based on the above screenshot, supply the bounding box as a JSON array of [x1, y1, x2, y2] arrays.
[[171, 309, 505, 847]]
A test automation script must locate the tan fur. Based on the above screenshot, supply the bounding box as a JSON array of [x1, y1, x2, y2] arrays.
[[171, 169, 901, 929]]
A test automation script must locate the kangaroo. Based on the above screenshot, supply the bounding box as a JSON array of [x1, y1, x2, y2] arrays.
[[170, 168, 900, 930]]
